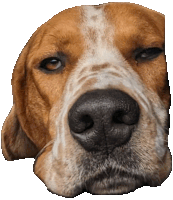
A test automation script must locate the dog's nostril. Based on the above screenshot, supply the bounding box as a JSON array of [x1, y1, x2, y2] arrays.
[[112, 110, 124, 124], [68, 112, 94, 133], [80, 115, 94, 132]]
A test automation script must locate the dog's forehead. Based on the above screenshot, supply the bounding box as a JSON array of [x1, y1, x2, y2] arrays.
[[27, 6, 83, 64], [104, 3, 165, 29], [28, 3, 164, 60], [49, 3, 164, 31], [103, 4, 165, 66]]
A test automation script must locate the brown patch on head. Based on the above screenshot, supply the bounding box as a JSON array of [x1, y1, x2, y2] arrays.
[[12, 6, 85, 150], [104, 3, 170, 109], [32, 8, 85, 68], [104, 3, 165, 51]]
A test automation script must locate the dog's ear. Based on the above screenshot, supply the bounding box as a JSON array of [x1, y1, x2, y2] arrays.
[[1, 105, 38, 160], [1, 43, 38, 160]]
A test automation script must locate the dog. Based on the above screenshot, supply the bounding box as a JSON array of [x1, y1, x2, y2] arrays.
[[1, 2, 172, 197]]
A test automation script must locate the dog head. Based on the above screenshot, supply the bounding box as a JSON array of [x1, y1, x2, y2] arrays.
[[2, 2, 171, 197]]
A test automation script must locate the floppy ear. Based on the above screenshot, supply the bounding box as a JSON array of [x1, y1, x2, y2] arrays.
[[1, 105, 38, 160], [1, 44, 38, 161]]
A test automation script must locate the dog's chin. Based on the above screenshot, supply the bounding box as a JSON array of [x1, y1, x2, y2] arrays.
[[84, 171, 146, 195], [89, 182, 136, 195]]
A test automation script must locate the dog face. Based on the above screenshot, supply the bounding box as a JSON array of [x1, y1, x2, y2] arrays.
[[1, 2, 171, 197]]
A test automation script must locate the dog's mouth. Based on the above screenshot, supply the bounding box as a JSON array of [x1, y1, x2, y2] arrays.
[[83, 168, 147, 195]]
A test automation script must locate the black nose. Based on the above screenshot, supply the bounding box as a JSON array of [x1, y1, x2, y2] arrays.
[[68, 89, 140, 153]]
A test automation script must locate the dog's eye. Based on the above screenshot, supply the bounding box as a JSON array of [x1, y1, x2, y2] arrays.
[[40, 57, 63, 72], [134, 47, 163, 62]]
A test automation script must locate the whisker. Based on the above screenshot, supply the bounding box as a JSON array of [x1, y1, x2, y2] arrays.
[[35, 139, 55, 159]]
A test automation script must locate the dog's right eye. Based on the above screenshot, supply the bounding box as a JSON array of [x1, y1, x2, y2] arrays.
[[39, 57, 64, 73], [134, 47, 164, 63]]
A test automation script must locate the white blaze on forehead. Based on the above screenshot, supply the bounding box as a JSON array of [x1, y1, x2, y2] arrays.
[[81, 6, 113, 51], [77, 5, 151, 110], [81, 5, 121, 65]]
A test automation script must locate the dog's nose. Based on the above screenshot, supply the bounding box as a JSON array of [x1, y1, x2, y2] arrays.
[[68, 89, 140, 153]]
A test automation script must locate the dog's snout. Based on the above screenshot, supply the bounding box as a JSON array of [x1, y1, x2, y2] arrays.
[[68, 89, 140, 153]]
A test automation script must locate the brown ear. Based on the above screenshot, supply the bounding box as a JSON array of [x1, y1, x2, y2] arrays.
[[1, 105, 38, 160], [1, 38, 39, 160]]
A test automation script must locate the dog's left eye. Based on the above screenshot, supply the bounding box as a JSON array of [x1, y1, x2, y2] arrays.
[[134, 47, 163, 62], [40, 57, 63, 72]]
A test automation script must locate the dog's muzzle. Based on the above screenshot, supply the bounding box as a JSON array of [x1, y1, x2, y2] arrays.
[[68, 89, 140, 153]]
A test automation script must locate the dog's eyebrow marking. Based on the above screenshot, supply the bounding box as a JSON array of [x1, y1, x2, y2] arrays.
[[91, 63, 109, 71]]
